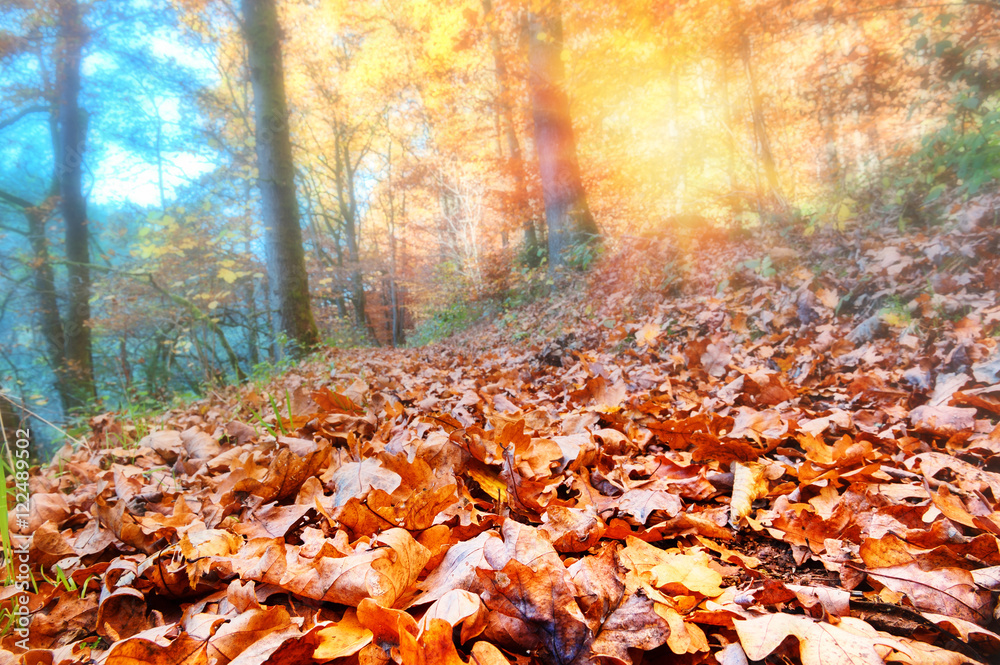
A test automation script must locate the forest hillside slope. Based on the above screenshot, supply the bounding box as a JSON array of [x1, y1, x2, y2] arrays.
[[5, 209, 1000, 665]]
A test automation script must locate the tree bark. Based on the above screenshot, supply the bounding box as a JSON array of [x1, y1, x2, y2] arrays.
[[732, 0, 785, 211], [483, 0, 539, 265], [526, 0, 599, 269], [55, 0, 96, 410], [242, 0, 319, 355], [0, 191, 71, 413]]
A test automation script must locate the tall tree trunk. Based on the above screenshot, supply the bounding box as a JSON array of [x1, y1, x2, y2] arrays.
[[483, 0, 539, 265], [25, 202, 68, 409], [242, 0, 319, 355], [732, 1, 784, 211], [526, 0, 599, 269], [815, 18, 842, 186], [0, 191, 72, 413], [55, 0, 95, 411]]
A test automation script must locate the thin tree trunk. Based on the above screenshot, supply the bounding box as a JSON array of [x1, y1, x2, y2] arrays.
[[732, 0, 784, 211], [0, 191, 71, 412], [483, 0, 539, 265], [526, 0, 599, 269], [55, 0, 95, 410], [242, 0, 319, 355]]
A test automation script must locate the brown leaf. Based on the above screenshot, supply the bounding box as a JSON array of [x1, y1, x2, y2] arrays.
[[417, 590, 488, 643], [414, 531, 500, 605], [313, 609, 373, 661], [735, 614, 898, 665], [105, 632, 209, 665], [224, 527, 430, 607], [909, 405, 977, 436], [255, 438, 331, 501], [206, 606, 294, 665], [611, 488, 683, 524], [866, 563, 993, 625]]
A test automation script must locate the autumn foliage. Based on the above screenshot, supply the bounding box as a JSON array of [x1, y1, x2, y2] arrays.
[[4, 209, 1000, 664]]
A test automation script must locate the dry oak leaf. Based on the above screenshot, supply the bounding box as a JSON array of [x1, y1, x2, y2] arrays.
[[477, 555, 590, 664], [611, 488, 683, 524], [328, 458, 402, 508], [180, 427, 222, 460], [254, 438, 332, 502], [920, 612, 1000, 652], [356, 596, 420, 662], [28, 590, 98, 649], [104, 631, 209, 665], [910, 452, 1000, 499], [93, 497, 160, 553], [399, 617, 512, 665], [349, 484, 458, 532], [539, 505, 605, 553], [29, 520, 75, 568], [909, 405, 977, 436], [413, 531, 501, 605], [26, 492, 70, 533], [214, 606, 312, 665], [620, 536, 724, 597], [654, 605, 710, 654], [313, 608, 373, 661], [207, 605, 295, 665], [226, 625, 317, 665], [588, 590, 672, 662], [478, 520, 589, 661], [702, 341, 732, 378], [734, 614, 902, 665], [569, 545, 672, 661], [226, 527, 430, 607], [728, 407, 788, 442], [865, 563, 993, 626], [137, 430, 185, 463], [885, 637, 982, 665], [635, 322, 661, 347], [417, 589, 488, 644]]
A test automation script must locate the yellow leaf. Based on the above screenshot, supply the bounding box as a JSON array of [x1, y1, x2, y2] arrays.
[[635, 322, 661, 347], [816, 288, 839, 310], [218, 268, 238, 284], [837, 203, 851, 222], [314, 609, 373, 660], [730, 461, 769, 527]]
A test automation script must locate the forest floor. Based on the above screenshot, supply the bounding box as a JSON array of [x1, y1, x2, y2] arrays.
[[6, 201, 1000, 665]]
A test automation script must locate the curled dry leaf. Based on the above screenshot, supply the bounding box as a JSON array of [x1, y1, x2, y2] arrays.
[[416, 589, 488, 643], [220, 527, 430, 607], [729, 461, 769, 527]]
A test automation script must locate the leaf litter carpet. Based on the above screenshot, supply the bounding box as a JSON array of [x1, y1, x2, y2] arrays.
[[7, 221, 1000, 664]]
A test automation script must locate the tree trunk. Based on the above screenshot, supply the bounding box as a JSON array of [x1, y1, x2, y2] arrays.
[[526, 0, 599, 269], [25, 203, 69, 408], [483, 0, 539, 265], [242, 0, 319, 355], [732, 0, 784, 211], [0, 190, 73, 413], [55, 0, 96, 411]]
